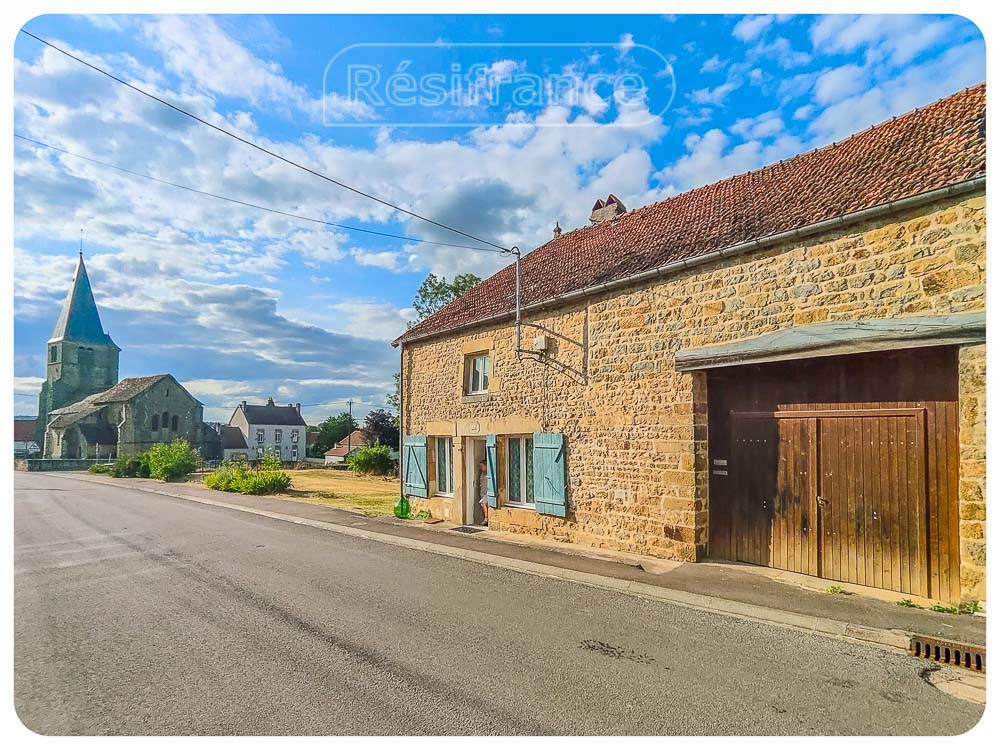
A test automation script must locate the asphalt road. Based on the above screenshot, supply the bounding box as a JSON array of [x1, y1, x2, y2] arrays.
[[14, 472, 984, 735]]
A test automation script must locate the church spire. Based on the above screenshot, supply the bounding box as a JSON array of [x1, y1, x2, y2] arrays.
[[48, 252, 117, 348]]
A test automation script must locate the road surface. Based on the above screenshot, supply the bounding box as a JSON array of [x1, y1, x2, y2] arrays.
[[14, 472, 983, 735]]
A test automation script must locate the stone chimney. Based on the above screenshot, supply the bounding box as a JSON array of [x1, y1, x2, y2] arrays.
[[590, 193, 627, 224], [241, 400, 247, 409], [553, 221, 562, 238], [295, 402, 301, 414], [266, 396, 275, 406]]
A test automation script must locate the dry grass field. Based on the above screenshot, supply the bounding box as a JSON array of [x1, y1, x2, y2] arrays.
[[281, 469, 398, 516]]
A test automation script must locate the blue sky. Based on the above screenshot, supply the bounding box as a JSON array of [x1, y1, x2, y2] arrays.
[[12, 13, 985, 423]]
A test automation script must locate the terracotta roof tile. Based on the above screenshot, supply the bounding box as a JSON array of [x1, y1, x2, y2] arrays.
[[398, 83, 985, 344]]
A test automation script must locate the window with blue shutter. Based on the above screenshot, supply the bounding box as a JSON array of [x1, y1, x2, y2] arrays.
[[403, 434, 428, 498], [485, 434, 498, 508], [532, 432, 567, 517]]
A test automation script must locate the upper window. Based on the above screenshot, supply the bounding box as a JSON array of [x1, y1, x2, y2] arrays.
[[171, 415, 179, 431], [256, 429, 265, 443], [151, 414, 160, 431], [161, 411, 169, 427], [291, 429, 300, 443], [275, 429, 283, 442], [506, 436, 535, 508], [464, 353, 490, 395], [435, 437, 453, 496], [49, 346, 58, 363]]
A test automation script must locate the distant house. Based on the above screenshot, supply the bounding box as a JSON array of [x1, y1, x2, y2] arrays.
[[219, 425, 249, 461], [14, 418, 39, 457], [228, 397, 307, 462], [324, 430, 367, 465]]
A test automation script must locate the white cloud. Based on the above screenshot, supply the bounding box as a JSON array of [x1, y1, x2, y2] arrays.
[[814, 64, 868, 105], [699, 54, 725, 74], [810, 15, 959, 67], [733, 15, 775, 42]]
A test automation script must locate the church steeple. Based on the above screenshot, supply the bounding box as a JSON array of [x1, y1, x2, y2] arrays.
[[48, 253, 118, 349]]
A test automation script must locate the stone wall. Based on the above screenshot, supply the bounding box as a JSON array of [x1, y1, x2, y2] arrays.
[[401, 191, 986, 598], [958, 344, 986, 602], [15, 458, 102, 472], [118, 377, 207, 455]]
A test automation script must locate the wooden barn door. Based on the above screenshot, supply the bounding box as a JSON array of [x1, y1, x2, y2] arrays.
[[729, 408, 931, 597], [817, 409, 929, 597], [730, 413, 818, 576]]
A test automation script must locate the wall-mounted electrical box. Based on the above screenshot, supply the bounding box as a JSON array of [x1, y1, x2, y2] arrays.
[[533, 335, 550, 352]]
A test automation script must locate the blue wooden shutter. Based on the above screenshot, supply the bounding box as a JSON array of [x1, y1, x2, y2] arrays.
[[485, 434, 498, 508], [532, 432, 567, 517], [403, 434, 428, 498]]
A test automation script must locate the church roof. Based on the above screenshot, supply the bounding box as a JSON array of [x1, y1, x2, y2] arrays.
[[94, 374, 169, 403], [46, 374, 194, 429], [49, 253, 119, 348]]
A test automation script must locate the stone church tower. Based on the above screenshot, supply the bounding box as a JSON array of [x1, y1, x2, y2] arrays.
[[35, 253, 120, 450]]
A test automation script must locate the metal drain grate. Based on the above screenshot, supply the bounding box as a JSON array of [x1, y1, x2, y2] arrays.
[[450, 525, 487, 534], [910, 635, 985, 673]]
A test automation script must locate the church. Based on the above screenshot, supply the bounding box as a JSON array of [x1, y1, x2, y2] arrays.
[[36, 253, 220, 460]]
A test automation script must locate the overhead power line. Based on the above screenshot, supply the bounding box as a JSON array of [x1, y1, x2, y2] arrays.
[[18, 29, 510, 253], [14, 134, 499, 253]]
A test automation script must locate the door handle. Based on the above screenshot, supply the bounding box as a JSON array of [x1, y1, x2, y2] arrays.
[[816, 496, 828, 507]]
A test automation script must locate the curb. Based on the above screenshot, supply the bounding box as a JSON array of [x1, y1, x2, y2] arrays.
[[71, 474, 912, 652]]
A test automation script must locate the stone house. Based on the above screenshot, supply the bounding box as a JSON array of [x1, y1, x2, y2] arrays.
[[393, 84, 986, 604], [228, 398, 307, 462]]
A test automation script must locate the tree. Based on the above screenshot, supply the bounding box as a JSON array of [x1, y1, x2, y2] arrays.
[[308, 412, 358, 457], [411, 273, 481, 323], [362, 408, 399, 449]]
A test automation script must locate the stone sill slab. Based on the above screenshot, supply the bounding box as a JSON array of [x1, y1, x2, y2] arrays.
[[68, 473, 986, 649]]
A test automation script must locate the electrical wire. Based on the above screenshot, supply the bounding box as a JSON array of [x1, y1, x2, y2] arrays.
[[14, 133, 498, 253], [18, 29, 510, 253]]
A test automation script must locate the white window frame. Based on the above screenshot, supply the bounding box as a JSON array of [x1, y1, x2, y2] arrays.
[[256, 429, 265, 443], [291, 445, 298, 460], [435, 437, 454, 497], [275, 429, 283, 441], [255, 446, 263, 458], [274, 444, 281, 457], [505, 435, 535, 509], [291, 429, 299, 443], [464, 353, 490, 395]]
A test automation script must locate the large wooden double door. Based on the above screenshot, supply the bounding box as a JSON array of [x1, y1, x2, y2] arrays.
[[708, 347, 960, 602], [730, 408, 929, 596]]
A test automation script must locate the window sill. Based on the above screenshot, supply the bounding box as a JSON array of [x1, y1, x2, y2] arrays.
[[462, 393, 489, 404], [434, 492, 455, 499], [504, 502, 536, 511]]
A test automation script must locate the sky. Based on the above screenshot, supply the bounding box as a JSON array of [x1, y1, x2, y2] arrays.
[[12, 13, 986, 424]]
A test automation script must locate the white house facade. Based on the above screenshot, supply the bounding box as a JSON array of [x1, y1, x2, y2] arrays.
[[228, 398, 307, 463]]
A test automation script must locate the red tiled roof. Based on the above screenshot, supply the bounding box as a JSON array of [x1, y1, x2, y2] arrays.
[[14, 418, 36, 442], [398, 83, 986, 344], [325, 429, 367, 457]]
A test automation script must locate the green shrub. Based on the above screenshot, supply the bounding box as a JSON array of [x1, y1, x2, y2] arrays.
[[346, 443, 395, 476], [239, 470, 292, 494], [204, 457, 291, 495], [145, 439, 199, 481], [259, 452, 284, 471], [112, 453, 151, 478], [88, 463, 113, 475]]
